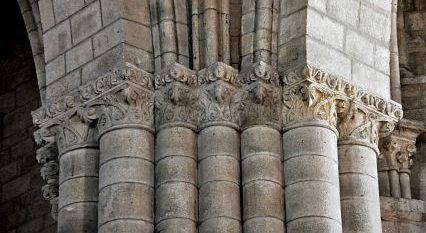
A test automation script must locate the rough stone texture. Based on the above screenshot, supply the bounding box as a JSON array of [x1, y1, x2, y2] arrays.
[[278, 0, 392, 99], [0, 2, 54, 232]]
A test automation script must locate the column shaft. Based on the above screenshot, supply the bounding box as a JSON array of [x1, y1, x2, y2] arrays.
[[389, 169, 401, 198], [198, 125, 241, 233], [378, 171, 391, 196], [242, 126, 284, 233], [58, 147, 99, 233], [155, 127, 197, 232], [283, 122, 342, 233], [339, 144, 382, 233], [98, 128, 154, 233], [400, 172, 411, 199]]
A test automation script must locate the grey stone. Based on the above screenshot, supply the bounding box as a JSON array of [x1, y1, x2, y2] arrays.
[[70, 1, 102, 44], [43, 20, 72, 61], [65, 39, 93, 71]]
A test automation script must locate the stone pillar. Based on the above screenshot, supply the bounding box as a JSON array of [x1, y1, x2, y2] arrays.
[[379, 119, 424, 199], [240, 62, 284, 233], [50, 115, 99, 233], [154, 63, 198, 232], [92, 68, 155, 233], [337, 101, 401, 233], [282, 67, 342, 233], [197, 62, 243, 233]]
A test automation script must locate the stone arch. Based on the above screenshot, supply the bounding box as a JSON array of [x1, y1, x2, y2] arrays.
[[17, 0, 46, 103]]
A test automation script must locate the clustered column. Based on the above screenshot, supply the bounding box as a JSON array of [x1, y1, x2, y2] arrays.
[[240, 62, 284, 233], [197, 62, 243, 232], [95, 73, 155, 232], [154, 63, 198, 232], [378, 119, 424, 199], [281, 72, 343, 233], [337, 103, 384, 233]]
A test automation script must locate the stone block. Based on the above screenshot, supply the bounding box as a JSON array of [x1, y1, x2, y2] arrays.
[[307, 9, 345, 50], [406, 11, 426, 31], [2, 101, 37, 138], [65, 39, 93, 71], [360, 5, 391, 42], [58, 177, 98, 208], [345, 30, 374, 65], [45, 69, 80, 99], [122, 20, 153, 52], [306, 38, 352, 79], [57, 202, 98, 232], [0, 92, 15, 113], [45, 55, 65, 85], [352, 62, 391, 99], [0, 161, 19, 184], [308, 0, 327, 12], [43, 20, 72, 61], [53, 0, 85, 22], [1, 174, 30, 202], [327, 0, 360, 27], [15, 81, 39, 107], [123, 44, 154, 73], [81, 45, 123, 84], [16, 217, 44, 233], [375, 44, 390, 74], [241, 11, 255, 34], [279, 9, 307, 45], [38, 0, 55, 31], [59, 148, 99, 182], [278, 36, 307, 75], [280, 0, 307, 16], [155, 183, 197, 221], [101, 0, 151, 26], [93, 20, 122, 56], [362, 0, 392, 12], [70, 1, 102, 44]]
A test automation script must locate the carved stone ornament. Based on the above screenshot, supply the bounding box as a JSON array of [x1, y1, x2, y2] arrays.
[[282, 65, 403, 146], [378, 119, 425, 173], [240, 61, 281, 129], [154, 63, 198, 129], [197, 62, 245, 129], [36, 142, 59, 221]]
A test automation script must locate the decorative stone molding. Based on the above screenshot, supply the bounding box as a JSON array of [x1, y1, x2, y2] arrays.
[[240, 61, 282, 130], [197, 62, 245, 129], [36, 141, 59, 221], [282, 65, 403, 142], [378, 119, 425, 176], [154, 63, 198, 130]]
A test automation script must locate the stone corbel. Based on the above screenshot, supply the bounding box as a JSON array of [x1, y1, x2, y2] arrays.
[[240, 61, 282, 130], [35, 136, 59, 221], [197, 62, 245, 129], [154, 63, 198, 130]]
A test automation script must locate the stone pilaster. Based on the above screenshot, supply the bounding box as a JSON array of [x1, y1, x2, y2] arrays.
[[240, 61, 284, 233], [378, 119, 425, 199], [282, 66, 342, 233], [154, 63, 198, 233], [197, 62, 243, 233]]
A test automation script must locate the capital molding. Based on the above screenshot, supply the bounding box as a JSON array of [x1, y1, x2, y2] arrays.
[[197, 62, 245, 129], [282, 65, 403, 145], [154, 63, 198, 130], [240, 61, 282, 130], [378, 119, 425, 173]]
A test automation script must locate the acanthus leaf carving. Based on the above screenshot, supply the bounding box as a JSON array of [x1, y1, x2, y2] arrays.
[[197, 62, 245, 128], [154, 63, 198, 129], [240, 62, 282, 129]]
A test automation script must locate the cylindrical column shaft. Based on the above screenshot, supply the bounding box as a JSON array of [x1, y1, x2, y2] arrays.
[[155, 127, 197, 232], [98, 128, 154, 233], [378, 170, 391, 196], [389, 169, 401, 198], [242, 126, 284, 233], [254, 0, 273, 64], [203, 0, 219, 67], [283, 122, 342, 233], [339, 144, 382, 233], [400, 172, 411, 198], [58, 147, 99, 232], [198, 125, 241, 233]]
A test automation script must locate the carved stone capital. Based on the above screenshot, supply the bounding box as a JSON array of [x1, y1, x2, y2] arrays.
[[378, 119, 425, 173], [282, 65, 403, 144], [197, 62, 245, 129], [240, 62, 282, 129], [154, 63, 198, 130], [36, 142, 59, 221]]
